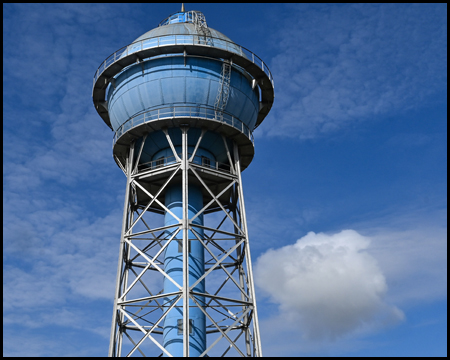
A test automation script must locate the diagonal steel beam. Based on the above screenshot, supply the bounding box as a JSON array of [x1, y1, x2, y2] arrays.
[[203, 267, 238, 308], [193, 295, 249, 357], [163, 128, 181, 162], [120, 263, 152, 301], [222, 134, 236, 174], [192, 226, 238, 264], [204, 299, 241, 323], [125, 238, 182, 290], [189, 238, 244, 291], [204, 212, 228, 242], [124, 330, 147, 357], [190, 178, 236, 224], [120, 227, 180, 300], [118, 291, 181, 306], [128, 269, 164, 313], [188, 128, 206, 161], [221, 329, 245, 357], [129, 227, 180, 271], [191, 228, 249, 300], [190, 291, 252, 306], [190, 166, 243, 234], [133, 133, 147, 174], [126, 223, 178, 239], [114, 154, 127, 175], [125, 295, 181, 357], [190, 223, 244, 239], [129, 231, 166, 263], [133, 180, 181, 224], [127, 165, 181, 234], [120, 306, 175, 357]]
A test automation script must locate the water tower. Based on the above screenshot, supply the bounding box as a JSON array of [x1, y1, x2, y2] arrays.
[[92, 6, 274, 357]]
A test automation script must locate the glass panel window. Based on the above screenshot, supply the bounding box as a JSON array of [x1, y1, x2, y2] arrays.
[[156, 157, 164, 167], [178, 240, 191, 253], [177, 319, 193, 335], [201, 156, 211, 168]]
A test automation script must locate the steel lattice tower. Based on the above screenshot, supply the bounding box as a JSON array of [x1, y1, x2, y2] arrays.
[[92, 8, 274, 357]]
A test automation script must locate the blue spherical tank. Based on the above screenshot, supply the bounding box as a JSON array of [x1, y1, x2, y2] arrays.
[[107, 34, 260, 132]]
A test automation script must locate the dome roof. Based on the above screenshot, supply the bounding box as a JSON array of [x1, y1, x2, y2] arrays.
[[132, 11, 236, 45], [133, 22, 236, 45]]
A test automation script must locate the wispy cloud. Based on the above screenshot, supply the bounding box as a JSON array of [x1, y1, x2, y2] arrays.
[[261, 3, 447, 139], [355, 207, 448, 306], [3, 205, 122, 306], [2, 5, 135, 352]]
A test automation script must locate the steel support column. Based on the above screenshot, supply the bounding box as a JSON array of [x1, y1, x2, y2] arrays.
[[233, 142, 262, 357], [181, 126, 190, 357], [109, 144, 134, 357]]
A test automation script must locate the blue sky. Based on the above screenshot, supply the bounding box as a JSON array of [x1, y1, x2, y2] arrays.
[[3, 3, 447, 357]]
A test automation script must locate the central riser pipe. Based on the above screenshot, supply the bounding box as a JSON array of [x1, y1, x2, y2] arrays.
[[163, 184, 206, 356]]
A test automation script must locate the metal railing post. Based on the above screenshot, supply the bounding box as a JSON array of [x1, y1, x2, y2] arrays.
[[108, 105, 254, 155], [94, 34, 273, 95]]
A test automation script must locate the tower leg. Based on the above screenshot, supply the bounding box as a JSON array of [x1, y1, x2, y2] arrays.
[[109, 144, 134, 357], [233, 143, 262, 357], [182, 127, 190, 358]]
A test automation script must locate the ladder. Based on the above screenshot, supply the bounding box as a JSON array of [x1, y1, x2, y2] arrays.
[[192, 11, 213, 46], [214, 60, 231, 121]]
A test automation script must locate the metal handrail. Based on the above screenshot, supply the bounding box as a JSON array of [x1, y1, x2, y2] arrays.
[[138, 153, 231, 174], [113, 105, 254, 148], [93, 33, 274, 90], [158, 10, 203, 27]]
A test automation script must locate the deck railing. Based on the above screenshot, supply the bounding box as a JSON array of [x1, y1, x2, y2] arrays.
[[113, 105, 254, 147], [137, 153, 231, 174], [93, 33, 274, 90]]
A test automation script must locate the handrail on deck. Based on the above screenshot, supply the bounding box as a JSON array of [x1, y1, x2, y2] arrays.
[[93, 33, 274, 90], [112, 105, 254, 148], [138, 152, 231, 174]]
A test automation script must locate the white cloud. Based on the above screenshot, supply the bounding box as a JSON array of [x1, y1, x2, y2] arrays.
[[357, 208, 448, 306], [254, 229, 403, 340]]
